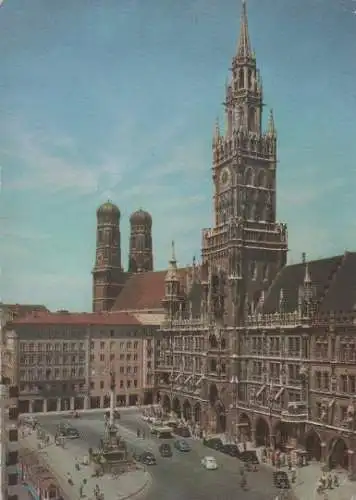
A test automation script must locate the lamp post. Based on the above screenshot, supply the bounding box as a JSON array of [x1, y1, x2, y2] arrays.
[[268, 380, 274, 449]]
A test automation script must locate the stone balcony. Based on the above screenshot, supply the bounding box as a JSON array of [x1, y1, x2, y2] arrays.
[[281, 410, 308, 423]]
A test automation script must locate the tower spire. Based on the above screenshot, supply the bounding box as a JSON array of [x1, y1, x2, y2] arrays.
[[267, 109, 276, 137], [170, 240, 177, 267], [237, 0, 252, 59]]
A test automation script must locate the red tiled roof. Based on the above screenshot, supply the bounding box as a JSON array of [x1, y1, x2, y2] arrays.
[[10, 311, 141, 326], [2, 303, 49, 316], [112, 268, 189, 312]]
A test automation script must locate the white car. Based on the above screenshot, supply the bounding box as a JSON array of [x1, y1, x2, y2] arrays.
[[201, 456, 218, 470]]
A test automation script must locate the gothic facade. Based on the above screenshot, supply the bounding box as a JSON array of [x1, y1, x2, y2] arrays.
[[155, 1, 356, 476]]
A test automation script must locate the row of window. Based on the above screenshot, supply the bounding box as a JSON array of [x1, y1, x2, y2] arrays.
[[20, 341, 85, 352], [20, 367, 85, 381], [91, 340, 141, 350], [19, 382, 85, 393], [20, 354, 85, 365], [90, 379, 138, 390], [314, 372, 356, 393], [90, 353, 139, 362]]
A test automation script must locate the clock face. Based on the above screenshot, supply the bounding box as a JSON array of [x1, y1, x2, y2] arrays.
[[220, 168, 231, 188]]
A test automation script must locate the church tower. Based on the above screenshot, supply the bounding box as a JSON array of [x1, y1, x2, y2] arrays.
[[162, 241, 183, 320], [128, 209, 153, 273], [202, 0, 288, 324], [92, 201, 125, 312]]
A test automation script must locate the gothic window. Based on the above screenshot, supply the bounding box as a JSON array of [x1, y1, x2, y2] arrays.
[[249, 204, 256, 220], [262, 264, 269, 282], [239, 68, 244, 89], [248, 69, 252, 89], [257, 170, 266, 188], [250, 261, 257, 280], [245, 168, 254, 186], [248, 108, 256, 132], [137, 234, 145, 251]]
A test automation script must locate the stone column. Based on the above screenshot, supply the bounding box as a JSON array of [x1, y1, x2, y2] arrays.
[[84, 395, 90, 409], [70, 397, 75, 411], [29, 399, 34, 413], [43, 399, 47, 413], [321, 442, 327, 463], [56, 398, 61, 412]]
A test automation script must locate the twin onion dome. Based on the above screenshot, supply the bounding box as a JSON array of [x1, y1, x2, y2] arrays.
[[96, 203, 151, 227]]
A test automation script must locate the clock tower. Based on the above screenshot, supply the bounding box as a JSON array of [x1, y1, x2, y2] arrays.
[[92, 201, 125, 312], [202, 0, 288, 325]]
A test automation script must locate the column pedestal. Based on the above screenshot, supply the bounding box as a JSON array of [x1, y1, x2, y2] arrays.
[[348, 450, 356, 479], [43, 399, 47, 413], [84, 395, 90, 409], [70, 397, 75, 411], [29, 400, 34, 413], [56, 399, 61, 412]]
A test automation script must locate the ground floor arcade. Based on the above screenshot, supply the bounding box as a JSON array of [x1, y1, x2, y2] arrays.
[[18, 389, 153, 414]]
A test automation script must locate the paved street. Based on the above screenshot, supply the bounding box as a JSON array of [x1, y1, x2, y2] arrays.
[[38, 410, 281, 500]]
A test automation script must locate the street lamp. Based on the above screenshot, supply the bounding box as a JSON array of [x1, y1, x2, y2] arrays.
[[268, 380, 274, 449]]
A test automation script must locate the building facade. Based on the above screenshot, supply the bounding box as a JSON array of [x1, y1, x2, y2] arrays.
[[155, 0, 356, 477], [5, 311, 158, 413]]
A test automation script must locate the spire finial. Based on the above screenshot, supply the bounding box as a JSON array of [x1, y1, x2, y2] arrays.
[[171, 240, 176, 263], [237, 0, 252, 59], [267, 108, 276, 136]]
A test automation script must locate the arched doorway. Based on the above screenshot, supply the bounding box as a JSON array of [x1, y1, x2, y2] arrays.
[[329, 438, 348, 470], [239, 413, 252, 441], [162, 395, 171, 413], [305, 430, 321, 461], [215, 401, 226, 433], [183, 400, 192, 421], [255, 418, 270, 447], [274, 422, 290, 451], [194, 403, 201, 424], [172, 397, 181, 418]]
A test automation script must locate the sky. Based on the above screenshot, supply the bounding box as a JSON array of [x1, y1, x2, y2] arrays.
[[0, 0, 356, 311]]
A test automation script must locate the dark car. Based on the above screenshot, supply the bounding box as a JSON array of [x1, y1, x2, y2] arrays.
[[222, 444, 239, 457], [139, 452, 156, 466], [203, 438, 224, 451], [174, 439, 191, 452], [159, 443, 173, 457], [175, 426, 191, 438], [239, 450, 259, 464]]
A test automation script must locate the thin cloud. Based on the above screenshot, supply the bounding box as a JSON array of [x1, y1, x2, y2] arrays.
[[280, 176, 344, 206], [3, 128, 124, 196]]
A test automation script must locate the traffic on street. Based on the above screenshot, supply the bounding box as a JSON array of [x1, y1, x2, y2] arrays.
[[37, 408, 281, 500]]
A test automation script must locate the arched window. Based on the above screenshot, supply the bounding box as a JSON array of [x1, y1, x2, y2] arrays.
[[248, 108, 255, 131], [248, 69, 252, 89], [250, 261, 257, 280], [245, 168, 254, 186], [257, 170, 266, 188], [239, 68, 244, 89]]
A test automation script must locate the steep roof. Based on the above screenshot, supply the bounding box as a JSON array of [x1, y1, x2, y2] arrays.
[[262, 254, 348, 314], [10, 311, 141, 326], [112, 268, 189, 312]]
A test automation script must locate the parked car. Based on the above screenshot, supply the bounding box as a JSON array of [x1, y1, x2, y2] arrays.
[[239, 450, 259, 464], [159, 443, 173, 458], [57, 423, 79, 439], [138, 451, 156, 466], [203, 438, 224, 451], [174, 426, 191, 438], [201, 456, 218, 470], [105, 410, 120, 420], [174, 439, 191, 452], [222, 444, 239, 457]]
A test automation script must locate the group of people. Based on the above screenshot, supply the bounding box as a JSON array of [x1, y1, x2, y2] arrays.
[[316, 472, 340, 495]]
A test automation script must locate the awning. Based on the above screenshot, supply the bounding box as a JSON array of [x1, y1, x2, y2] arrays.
[[274, 387, 284, 401], [328, 399, 335, 409], [256, 385, 266, 398], [184, 375, 193, 385], [195, 375, 204, 387], [174, 373, 183, 382]]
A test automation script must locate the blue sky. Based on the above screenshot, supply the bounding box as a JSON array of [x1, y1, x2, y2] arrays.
[[1, 0, 356, 311]]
